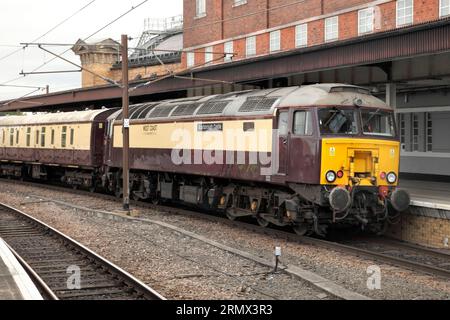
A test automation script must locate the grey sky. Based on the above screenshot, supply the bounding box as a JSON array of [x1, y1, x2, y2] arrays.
[[0, 0, 183, 100]]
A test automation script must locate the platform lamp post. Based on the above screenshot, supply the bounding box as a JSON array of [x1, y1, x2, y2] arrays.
[[121, 34, 130, 212]]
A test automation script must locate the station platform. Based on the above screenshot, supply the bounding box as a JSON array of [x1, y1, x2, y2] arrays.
[[400, 179, 450, 212], [0, 238, 42, 300]]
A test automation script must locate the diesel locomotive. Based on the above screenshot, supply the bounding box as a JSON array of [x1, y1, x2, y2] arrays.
[[0, 84, 410, 236]]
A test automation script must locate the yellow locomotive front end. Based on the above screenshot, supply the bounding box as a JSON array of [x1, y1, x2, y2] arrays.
[[318, 106, 410, 232]]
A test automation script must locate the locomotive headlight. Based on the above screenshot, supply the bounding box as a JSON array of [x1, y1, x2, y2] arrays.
[[326, 170, 337, 183], [387, 172, 397, 184]]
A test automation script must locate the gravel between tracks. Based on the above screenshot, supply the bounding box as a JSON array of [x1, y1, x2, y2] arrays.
[[0, 183, 334, 300], [0, 181, 449, 300]]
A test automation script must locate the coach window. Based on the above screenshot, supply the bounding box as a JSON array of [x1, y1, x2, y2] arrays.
[[41, 127, 46, 147], [294, 111, 313, 135], [16, 129, 20, 145], [70, 128, 74, 146], [61, 126, 67, 148], [51, 129, 55, 145], [35, 130, 39, 146], [26, 128, 31, 147], [10, 128, 14, 146]]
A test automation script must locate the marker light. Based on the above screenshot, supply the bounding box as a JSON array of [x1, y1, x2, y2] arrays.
[[387, 172, 397, 184], [337, 170, 344, 179], [326, 171, 337, 183], [380, 172, 386, 180]]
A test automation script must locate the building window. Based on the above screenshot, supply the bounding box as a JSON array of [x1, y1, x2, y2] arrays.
[[397, 0, 413, 27], [26, 128, 31, 147], [325, 16, 339, 42], [295, 24, 308, 48], [358, 7, 374, 35], [187, 52, 195, 68], [246, 36, 256, 57], [224, 41, 233, 62], [233, 0, 247, 6], [399, 114, 405, 149], [426, 112, 433, 152], [196, 0, 206, 17], [270, 30, 281, 53], [205, 46, 213, 64], [412, 113, 419, 151], [41, 127, 46, 147], [61, 126, 67, 148], [440, 0, 450, 17]]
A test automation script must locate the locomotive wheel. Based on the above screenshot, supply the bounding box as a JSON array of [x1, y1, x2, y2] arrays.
[[256, 216, 269, 228], [293, 224, 308, 236]]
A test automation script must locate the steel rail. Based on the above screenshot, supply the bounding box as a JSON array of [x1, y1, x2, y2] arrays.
[[2, 177, 450, 280], [4, 242, 59, 300], [0, 201, 165, 300]]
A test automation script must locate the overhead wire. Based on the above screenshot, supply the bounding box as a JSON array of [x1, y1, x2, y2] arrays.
[[0, 0, 98, 65], [19, 0, 152, 80], [1, 0, 151, 98]]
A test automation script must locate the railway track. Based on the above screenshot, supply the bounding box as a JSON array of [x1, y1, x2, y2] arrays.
[[2, 178, 450, 281], [0, 202, 165, 300]]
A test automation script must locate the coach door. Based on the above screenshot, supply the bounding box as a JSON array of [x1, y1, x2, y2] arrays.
[[276, 111, 289, 175]]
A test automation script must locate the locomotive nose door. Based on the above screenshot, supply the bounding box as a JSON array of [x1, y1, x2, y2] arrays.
[[276, 111, 289, 175]]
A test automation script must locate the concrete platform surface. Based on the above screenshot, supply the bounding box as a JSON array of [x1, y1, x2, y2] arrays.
[[400, 179, 450, 211], [0, 238, 43, 300]]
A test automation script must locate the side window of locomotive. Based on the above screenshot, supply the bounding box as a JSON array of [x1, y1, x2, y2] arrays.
[[243, 122, 255, 132], [26, 128, 31, 147], [293, 111, 313, 136], [278, 112, 289, 136], [61, 126, 67, 148]]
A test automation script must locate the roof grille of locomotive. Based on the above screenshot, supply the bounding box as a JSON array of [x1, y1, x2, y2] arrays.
[[171, 103, 201, 117], [238, 97, 279, 113], [148, 104, 178, 118], [197, 101, 231, 115]]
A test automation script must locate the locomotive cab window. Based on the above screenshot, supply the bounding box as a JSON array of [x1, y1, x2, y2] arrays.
[[319, 108, 357, 135], [293, 111, 313, 136], [361, 109, 395, 137]]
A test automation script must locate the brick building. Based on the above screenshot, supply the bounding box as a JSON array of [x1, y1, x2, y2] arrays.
[[182, 0, 450, 68]]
